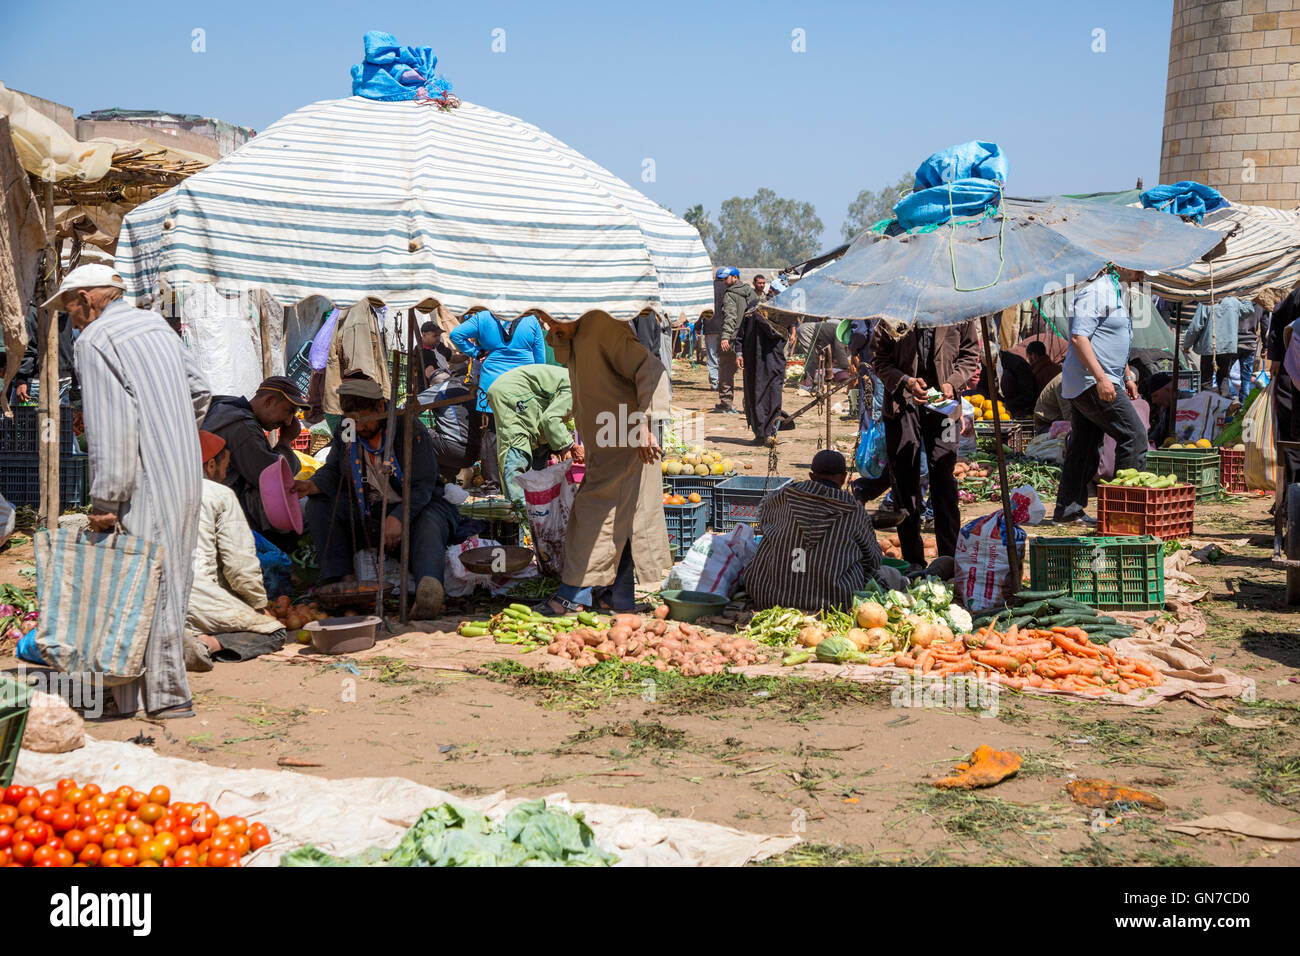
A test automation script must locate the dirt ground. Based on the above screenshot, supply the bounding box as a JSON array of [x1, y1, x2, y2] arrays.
[[2, 358, 1298, 867]]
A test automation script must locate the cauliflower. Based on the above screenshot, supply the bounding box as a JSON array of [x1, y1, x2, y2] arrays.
[[946, 604, 973, 634]]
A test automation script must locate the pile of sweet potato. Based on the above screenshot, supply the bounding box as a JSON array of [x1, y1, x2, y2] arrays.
[[546, 608, 769, 675]]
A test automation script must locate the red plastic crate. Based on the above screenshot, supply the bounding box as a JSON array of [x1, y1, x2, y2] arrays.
[[1219, 447, 1245, 493], [1096, 483, 1195, 540], [292, 432, 310, 452]]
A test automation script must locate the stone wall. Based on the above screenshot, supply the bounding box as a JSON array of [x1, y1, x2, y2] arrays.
[[1160, 0, 1300, 207]]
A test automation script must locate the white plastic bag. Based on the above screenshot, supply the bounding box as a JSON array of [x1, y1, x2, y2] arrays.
[[1008, 485, 1047, 526], [664, 524, 756, 598], [0, 492, 14, 548], [958, 398, 977, 458], [954, 512, 1026, 613], [443, 536, 538, 597], [515, 461, 579, 573], [1172, 390, 1233, 444]]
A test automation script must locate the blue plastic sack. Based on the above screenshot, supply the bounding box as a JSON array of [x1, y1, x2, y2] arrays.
[[856, 419, 886, 480], [893, 141, 1008, 230], [1140, 182, 1227, 223], [17, 628, 45, 665], [350, 31, 454, 102], [252, 531, 293, 599]]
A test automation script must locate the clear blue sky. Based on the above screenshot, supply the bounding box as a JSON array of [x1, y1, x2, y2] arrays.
[[1, 0, 1174, 251]]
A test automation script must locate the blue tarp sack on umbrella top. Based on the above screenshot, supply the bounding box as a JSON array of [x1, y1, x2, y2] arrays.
[[891, 141, 1009, 231], [1139, 181, 1228, 224]]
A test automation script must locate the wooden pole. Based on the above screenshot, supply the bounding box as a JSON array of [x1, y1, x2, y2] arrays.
[[40, 181, 59, 530], [823, 345, 833, 450], [979, 316, 1022, 596], [1171, 302, 1182, 430], [259, 294, 273, 379], [376, 331, 401, 623], [398, 309, 416, 624]]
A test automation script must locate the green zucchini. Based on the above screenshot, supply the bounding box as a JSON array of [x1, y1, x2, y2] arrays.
[[1009, 614, 1035, 628], [1039, 612, 1097, 626], [1012, 588, 1068, 602]]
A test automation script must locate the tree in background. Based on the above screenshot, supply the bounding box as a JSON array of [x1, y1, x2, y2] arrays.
[[687, 188, 822, 266], [842, 172, 914, 241], [683, 203, 720, 258]]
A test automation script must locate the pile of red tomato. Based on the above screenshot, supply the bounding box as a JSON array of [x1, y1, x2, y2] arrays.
[[0, 778, 271, 867]]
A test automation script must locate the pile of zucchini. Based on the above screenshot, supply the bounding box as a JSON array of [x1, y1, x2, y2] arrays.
[[971, 588, 1135, 644]]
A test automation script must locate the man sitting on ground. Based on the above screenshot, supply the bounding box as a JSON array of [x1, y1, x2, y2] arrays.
[[202, 375, 311, 552], [295, 375, 459, 619], [185, 431, 286, 671], [744, 450, 884, 612]]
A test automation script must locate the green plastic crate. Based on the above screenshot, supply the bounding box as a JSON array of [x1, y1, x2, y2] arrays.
[[0, 674, 33, 788], [1144, 449, 1220, 502], [1028, 535, 1165, 611]]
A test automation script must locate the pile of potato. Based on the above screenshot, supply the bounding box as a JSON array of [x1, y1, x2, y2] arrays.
[[547, 606, 768, 675], [268, 594, 327, 631], [954, 459, 992, 481], [879, 533, 938, 563]]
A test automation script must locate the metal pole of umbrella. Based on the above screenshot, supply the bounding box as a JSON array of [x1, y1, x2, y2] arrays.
[[979, 315, 1021, 596], [40, 181, 59, 531]]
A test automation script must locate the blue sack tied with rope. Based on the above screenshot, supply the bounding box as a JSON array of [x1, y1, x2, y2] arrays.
[[351, 30, 454, 102], [1139, 181, 1228, 223], [893, 141, 1008, 231]]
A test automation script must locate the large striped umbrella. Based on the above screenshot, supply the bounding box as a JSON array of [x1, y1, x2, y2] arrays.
[[115, 96, 713, 321]]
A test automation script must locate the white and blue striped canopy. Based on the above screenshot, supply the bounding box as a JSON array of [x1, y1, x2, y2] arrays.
[[116, 96, 714, 320]]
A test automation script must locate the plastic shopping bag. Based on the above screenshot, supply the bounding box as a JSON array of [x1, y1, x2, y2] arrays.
[[443, 536, 538, 597], [1244, 381, 1276, 491], [515, 461, 579, 574], [855, 418, 886, 479], [33, 527, 162, 686], [1009, 485, 1047, 526], [954, 511, 1026, 613]]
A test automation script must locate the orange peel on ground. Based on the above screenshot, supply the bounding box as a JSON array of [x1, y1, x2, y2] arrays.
[[1065, 778, 1166, 811], [933, 745, 1022, 789]]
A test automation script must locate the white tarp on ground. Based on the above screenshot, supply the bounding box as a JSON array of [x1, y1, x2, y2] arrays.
[[15, 738, 798, 867]]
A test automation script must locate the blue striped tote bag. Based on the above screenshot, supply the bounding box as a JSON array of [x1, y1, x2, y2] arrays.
[[32, 528, 162, 686]]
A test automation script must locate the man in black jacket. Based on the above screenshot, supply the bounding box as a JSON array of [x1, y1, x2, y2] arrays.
[[201, 375, 309, 552], [295, 376, 459, 619], [11, 305, 77, 404], [1268, 287, 1300, 488]]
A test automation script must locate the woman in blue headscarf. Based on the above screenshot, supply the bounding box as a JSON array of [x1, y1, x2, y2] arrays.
[[448, 309, 547, 491]]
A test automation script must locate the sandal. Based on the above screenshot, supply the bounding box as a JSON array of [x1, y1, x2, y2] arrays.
[[593, 591, 651, 614], [534, 594, 587, 618], [147, 703, 196, 720]]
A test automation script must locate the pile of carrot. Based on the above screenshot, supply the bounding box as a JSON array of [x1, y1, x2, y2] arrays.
[[864, 624, 1163, 696]]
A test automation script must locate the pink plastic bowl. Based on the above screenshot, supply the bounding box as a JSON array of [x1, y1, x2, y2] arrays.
[[259, 457, 302, 534]]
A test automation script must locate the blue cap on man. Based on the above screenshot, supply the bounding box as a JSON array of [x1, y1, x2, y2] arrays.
[[715, 266, 739, 280]]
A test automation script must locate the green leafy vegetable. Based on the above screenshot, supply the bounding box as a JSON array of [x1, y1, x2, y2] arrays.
[[279, 800, 617, 867]]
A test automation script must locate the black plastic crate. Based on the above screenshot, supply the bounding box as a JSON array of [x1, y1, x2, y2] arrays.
[[0, 405, 79, 455], [0, 450, 89, 508], [663, 501, 708, 559], [713, 475, 792, 533]]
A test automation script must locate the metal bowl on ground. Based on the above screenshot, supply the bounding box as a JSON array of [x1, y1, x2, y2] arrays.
[[313, 580, 387, 612], [306, 615, 380, 654], [871, 509, 906, 529], [459, 545, 535, 575], [659, 589, 728, 622]]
